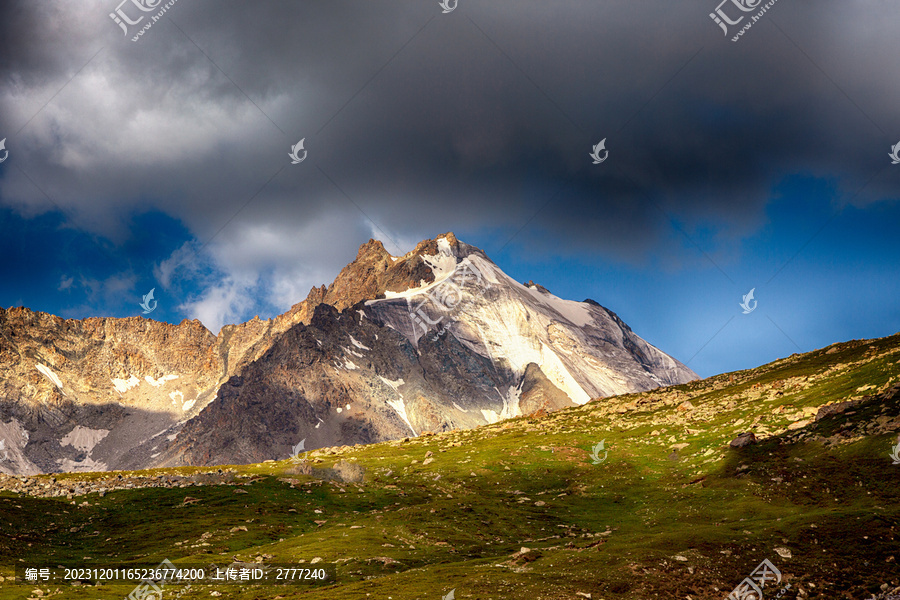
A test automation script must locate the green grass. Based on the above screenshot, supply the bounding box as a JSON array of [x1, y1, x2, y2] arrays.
[[1, 334, 899, 599]]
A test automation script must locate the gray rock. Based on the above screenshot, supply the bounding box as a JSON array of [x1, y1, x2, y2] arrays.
[[729, 432, 757, 448]]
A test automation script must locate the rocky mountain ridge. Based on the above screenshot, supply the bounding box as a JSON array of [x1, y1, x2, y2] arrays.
[[0, 233, 697, 474]]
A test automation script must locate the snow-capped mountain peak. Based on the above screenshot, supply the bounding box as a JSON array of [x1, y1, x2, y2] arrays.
[[0, 233, 696, 473]]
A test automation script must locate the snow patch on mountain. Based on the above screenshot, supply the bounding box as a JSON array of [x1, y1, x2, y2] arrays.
[[145, 374, 179, 387], [151, 428, 170, 440], [112, 375, 141, 394], [387, 397, 417, 436], [378, 376, 404, 391], [169, 390, 189, 413], [377, 375, 416, 435], [349, 335, 370, 350], [167, 389, 196, 412], [0, 419, 40, 476], [522, 286, 595, 327], [383, 237, 458, 300], [342, 345, 364, 358], [480, 409, 500, 424], [36, 364, 63, 389], [61, 426, 110, 453]]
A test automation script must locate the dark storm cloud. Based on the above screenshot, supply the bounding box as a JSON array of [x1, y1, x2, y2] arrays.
[[1, 0, 898, 326]]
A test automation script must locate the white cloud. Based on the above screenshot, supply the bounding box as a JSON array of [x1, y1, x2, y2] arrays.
[[179, 276, 256, 334], [161, 208, 377, 331]]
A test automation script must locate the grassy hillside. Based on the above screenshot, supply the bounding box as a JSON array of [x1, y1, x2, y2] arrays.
[[2, 334, 900, 599]]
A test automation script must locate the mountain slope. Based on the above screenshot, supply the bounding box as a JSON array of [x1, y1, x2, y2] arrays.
[[1, 332, 898, 600]]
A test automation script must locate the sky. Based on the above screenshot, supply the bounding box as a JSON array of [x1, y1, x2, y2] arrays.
[[0, 0, 898, 378]]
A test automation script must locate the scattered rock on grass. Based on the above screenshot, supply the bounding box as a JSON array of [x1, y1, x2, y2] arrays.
[[729, 432, 757, 448], [509, 546, 540, 565]]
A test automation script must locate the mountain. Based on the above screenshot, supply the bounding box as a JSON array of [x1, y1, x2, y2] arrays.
[[0, 233, 696, 474]]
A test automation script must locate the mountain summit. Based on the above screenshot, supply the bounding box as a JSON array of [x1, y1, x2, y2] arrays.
[[0, 233, 696, 473]]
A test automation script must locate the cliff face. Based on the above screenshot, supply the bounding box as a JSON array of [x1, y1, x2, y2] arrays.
[[0, 309, 220, 474], [163, 303, 509, 467], [0, 233, 698, 473]]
